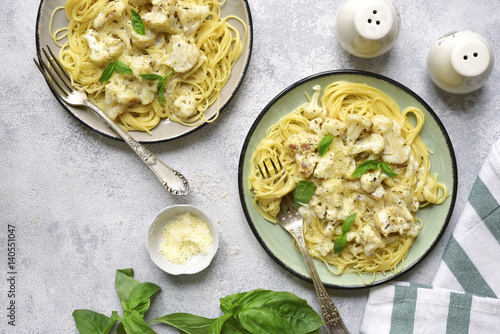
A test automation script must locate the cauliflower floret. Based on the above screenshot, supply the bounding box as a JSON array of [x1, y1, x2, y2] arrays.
[[382, 122, 411, 164], [176, 2, 210, 35], [126, 21, 158, 48], [284, 131, 320, 177], [166, 35, 200, 73], [314, 151, 335, 179], [355, 224, 385, 256], [173, 92, 198, 119], [371, 115, 394, 134], [321, 118, 346, 137], [142, 3, 181, 34], [386, 185, 419, 213], [83, 30, 124, 65], [104, 75, 154, 119], [350, 133, 385, 155], [127, 55, 154, 74], [345, 114, 372, 144], [284, 132, 319, 154], [374, 207, 419, 237], [92, 0, 127, 29], [303, 85, 323, 119], [315, 238, 334, 257], [359, 169, 388, 194]]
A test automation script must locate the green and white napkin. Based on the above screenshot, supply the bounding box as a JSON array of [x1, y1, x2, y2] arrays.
[[361, 140, 500, 333]]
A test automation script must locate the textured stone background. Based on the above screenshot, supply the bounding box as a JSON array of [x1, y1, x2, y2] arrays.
[[1, 0, 498, 333]]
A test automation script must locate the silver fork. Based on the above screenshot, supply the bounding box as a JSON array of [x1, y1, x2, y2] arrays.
[[34, 46, 189, 196], [261, 158, 350, 334]]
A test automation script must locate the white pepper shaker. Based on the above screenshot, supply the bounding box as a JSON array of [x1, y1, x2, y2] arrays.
[[336, 0, 400, 58], [427, 30, 494, 94]]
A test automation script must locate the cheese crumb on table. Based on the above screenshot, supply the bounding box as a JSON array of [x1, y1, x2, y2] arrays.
[[159, 212, 212, 265]]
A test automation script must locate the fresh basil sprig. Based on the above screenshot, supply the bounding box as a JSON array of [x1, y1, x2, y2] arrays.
[[294, 180, 316, 208], [130, 9, 145, 35], [72, 269, 160, 333], [153, 289, 324, 333], [72, 269, 324, 334], [99, 61, 133, 82], [351, 159, 397, 178], [318, 134, 334, 156], [334, 213, 357, 253], [140, 70, 175, 105]]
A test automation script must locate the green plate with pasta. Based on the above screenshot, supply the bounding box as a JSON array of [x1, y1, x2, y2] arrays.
[[238, 70, 457, 289]]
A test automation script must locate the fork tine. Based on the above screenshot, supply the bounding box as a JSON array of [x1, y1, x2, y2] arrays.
[[33, 55, 65, 97], [41, 47, 73, 95], [258, 162, 268, 179], [269, 158, 279, 175], [259, 157, 283, 180], [44, 46, 73, 90], [283, 193, 296, 211]]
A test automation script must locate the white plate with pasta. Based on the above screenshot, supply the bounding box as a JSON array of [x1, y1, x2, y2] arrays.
[[35, 0, 252, 142], [238, 70, 457, 289]]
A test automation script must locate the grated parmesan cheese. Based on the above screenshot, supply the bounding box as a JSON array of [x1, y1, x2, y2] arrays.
[[159, 212, 212, 265]]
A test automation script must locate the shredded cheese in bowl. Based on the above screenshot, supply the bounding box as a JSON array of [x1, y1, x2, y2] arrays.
[[147, 205, 219, 275], [160, 212, 213, 265]]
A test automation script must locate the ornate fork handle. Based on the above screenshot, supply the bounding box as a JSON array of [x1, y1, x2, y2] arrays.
[[82, 100, 190, 196], [287, 226, 350, 334]]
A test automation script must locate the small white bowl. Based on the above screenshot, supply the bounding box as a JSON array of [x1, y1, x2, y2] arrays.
[[147, 205, 219, 275]]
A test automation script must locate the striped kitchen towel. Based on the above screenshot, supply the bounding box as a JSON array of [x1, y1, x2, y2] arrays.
[[360, 139, 500, 334]]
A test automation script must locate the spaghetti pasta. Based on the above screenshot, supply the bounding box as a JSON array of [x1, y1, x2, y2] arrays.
[[249, 81, 448, 279], [51, 0, 246, 133]]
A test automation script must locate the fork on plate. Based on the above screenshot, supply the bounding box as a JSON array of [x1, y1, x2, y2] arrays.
[[260, 157, 350, 334], [34, 46, 189, 196]]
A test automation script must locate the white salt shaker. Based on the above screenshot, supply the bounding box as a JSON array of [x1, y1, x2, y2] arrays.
[[336, 0, 400, 58], [427, 30, 494, 94]]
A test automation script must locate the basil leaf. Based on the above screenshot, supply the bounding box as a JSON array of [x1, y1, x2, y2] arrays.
[[318, 134, 334, 156], [126, 282, 161, 315], [99, 61, 132, 82], [222, 290, 324, 334], [99, 62, 116, 82], [130, 9, 145, 35], [113, 61, 133, 75], [115, 269, 139, 309], [72, 309, 121, 334], [157, 80, 166, 106], [380, 161, 397, 177], [149, 313, 218, 334], [121, 310, 156, 334], [140, 73, 164, 81], [220, 316, 252, 333], [294, 180, 315, 208], [334, 233, 347, 253], [351, 160, 380, 178], [341, 213, 357, 233]]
